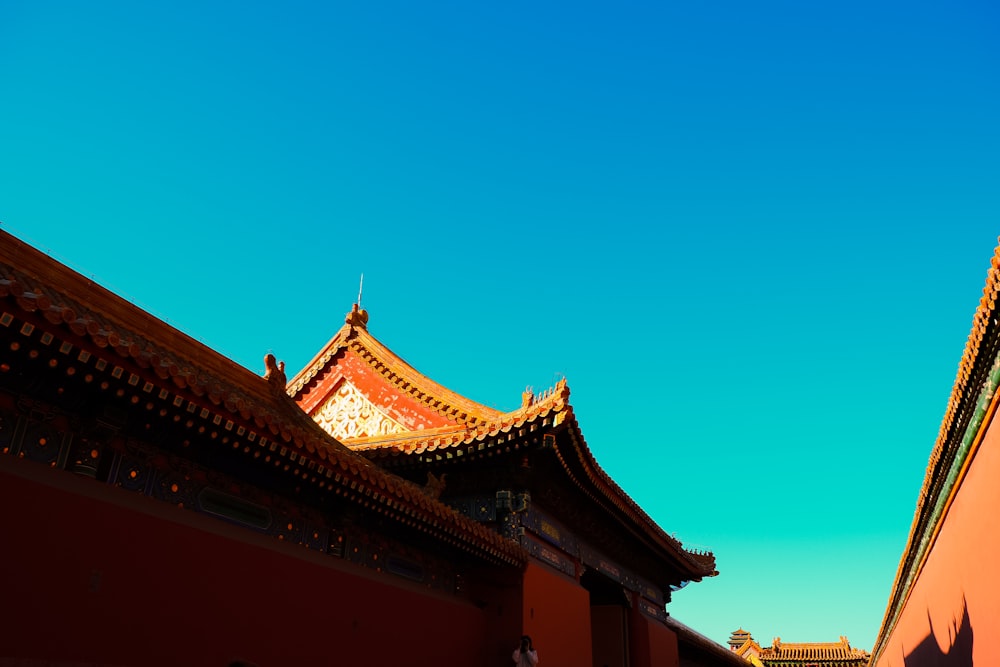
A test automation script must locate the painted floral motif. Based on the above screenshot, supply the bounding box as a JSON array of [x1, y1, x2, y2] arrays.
[[315, 380, 406, 440]]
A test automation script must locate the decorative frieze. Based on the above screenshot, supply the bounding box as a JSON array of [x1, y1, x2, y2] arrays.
[[522, 508, 579, 556], [0, 399, 462, 595], [448, 495, 497, 522], [313, 380, 406, 441], [522, 534, 576, 578]]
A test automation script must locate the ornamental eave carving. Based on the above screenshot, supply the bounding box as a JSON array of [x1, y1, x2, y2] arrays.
[[314, 379, 407, 441]]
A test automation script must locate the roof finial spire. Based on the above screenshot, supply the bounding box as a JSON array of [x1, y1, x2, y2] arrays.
[[345, 302, 369, 329], [357, 273, 364, 309]]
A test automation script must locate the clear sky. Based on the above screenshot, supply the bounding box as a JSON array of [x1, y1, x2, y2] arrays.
[[2, 0, 998, 653]]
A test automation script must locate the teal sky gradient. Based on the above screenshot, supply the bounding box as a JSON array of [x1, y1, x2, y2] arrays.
[[3, 0, 999, 651]]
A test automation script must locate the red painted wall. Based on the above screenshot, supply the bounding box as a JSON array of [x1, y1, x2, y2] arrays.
[[521, 561, 592, 667], [874, 412, 1000, 667], [630, 611, 679, 667], [468, 564, 524, 667], [591, 605, 627, 667], [0, 457, 490, 667]]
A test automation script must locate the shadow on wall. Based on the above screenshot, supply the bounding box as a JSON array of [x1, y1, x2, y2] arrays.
[[903, 600, 972, 667]]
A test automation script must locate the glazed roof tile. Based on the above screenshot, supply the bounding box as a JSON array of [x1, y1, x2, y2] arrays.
[[289, 306, 717, 580], [0, 231, 524, 567], [288, 307, 504, 427], [761, 637, 868, 663], [873, 238, 1000, 661]]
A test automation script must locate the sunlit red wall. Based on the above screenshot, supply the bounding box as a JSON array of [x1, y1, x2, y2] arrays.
[[521, 561, 592, 667], [874, 413, 1000, 667], [0, 456, 490, 667]]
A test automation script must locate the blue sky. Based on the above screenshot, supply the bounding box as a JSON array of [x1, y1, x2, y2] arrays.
[[3, 0, 998, 651]]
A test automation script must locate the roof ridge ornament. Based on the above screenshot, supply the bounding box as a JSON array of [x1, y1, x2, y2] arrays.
[[263, 353, 287, 392], [521, 386, 535, 408], [345, 302, 369, 330]]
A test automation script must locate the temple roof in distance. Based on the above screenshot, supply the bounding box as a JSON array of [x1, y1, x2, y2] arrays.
[[728, 631, 869, 666], [288, 304, 717, 581], [760, 637, 869, 664]]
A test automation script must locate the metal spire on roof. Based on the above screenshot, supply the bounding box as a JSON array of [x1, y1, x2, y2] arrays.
[[357, 273, 364, 309]]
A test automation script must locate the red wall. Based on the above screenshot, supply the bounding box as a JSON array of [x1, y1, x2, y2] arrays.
[[630, 610, 679, 667], [592, 605, 627, 667], [0, 456, 489, 667], [468, 564, 524, 667], [874, 412, 1000, 666], [521, 561, 592, 667]]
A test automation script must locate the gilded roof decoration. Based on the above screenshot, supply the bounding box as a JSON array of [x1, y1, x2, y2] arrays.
[[314, 379, 407, 441], [288, 313, 504, 426]]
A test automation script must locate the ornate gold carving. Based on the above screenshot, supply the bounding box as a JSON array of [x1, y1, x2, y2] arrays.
[[314, 380, 406, 440]]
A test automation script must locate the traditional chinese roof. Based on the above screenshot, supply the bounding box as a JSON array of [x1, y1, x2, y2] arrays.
[[729, 628, 764, 660], [872, 239, 1000, 663], [0, 230, 524, 567], [758, 637, 869, 665], [288, 306, 717, 581], [729, 628, 752, 646], [289, 303, 505, 437]]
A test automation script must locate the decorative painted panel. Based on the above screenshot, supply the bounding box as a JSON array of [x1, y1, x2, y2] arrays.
[[68, 436, 105, 478], [152, 471, 198, 509], [522, 508, 579, 556], [448, 495, 497, 522], [580, 544, 638, 593], [638, 598, 667, 622], [313, 379, 407, 440], [19, 419, 66, 467], [302, 523, 330, 552], [522, 534, 576, 578], [0, 409, 18, 456], [112, 453, 154, 494]]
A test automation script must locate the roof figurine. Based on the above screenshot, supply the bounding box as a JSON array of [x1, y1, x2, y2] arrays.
[[263, 353, 287, 392], [521, 386, 535, 408], [345, 302, 369, 329]]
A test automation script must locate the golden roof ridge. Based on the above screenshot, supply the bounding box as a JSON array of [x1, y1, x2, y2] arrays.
[[288, 306, 515, 427], [348, 324, 505, 424]]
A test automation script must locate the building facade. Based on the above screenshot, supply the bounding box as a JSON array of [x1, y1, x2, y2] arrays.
[[286, 302, 721, 667], [0, 230, 736, 667]]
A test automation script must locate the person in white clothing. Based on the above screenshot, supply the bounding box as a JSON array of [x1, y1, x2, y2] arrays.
[[512, 635, 538, 666]]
